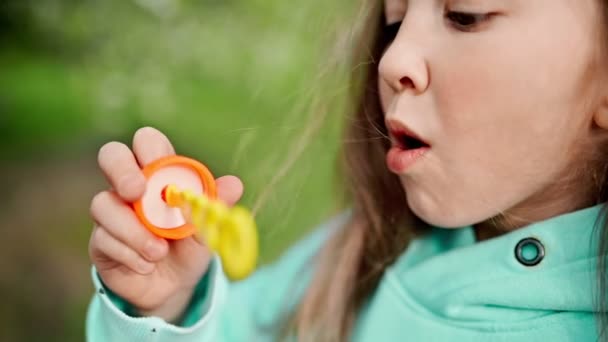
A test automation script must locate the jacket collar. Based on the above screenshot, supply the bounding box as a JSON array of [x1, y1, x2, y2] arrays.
[[389, 203, 605, 321]]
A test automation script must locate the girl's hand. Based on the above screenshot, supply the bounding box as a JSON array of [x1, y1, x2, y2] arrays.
[[88, 127, 243, 323]]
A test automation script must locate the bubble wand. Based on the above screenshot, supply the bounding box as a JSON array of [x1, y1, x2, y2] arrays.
[[132, 155, 258, 281]]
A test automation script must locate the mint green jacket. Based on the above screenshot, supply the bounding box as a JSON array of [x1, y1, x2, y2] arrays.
[[86, 204, 604, 341]]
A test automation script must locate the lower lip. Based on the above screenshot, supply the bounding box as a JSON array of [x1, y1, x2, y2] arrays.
[[386, 146, 430, 173]]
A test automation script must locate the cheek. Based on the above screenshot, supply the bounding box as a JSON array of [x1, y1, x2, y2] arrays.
[[412, 37, 593, 226], [433, 30, 591, 165]]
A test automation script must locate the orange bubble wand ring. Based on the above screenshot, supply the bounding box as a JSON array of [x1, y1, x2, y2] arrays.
[[132, 155, 258, 281]]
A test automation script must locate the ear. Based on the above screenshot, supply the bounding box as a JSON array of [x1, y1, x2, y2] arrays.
[[593, 96, 608, 130]]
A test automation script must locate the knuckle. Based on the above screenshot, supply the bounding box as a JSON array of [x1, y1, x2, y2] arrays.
[[88, 226, 105, 257], [90, 191, 112, 219]]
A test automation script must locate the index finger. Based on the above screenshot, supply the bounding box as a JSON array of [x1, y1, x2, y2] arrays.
[[98, 142, 146, 202]]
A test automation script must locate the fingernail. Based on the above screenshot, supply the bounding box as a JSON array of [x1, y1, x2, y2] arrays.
[[145, 240, 164, 260], [137, 259, 155, 274]]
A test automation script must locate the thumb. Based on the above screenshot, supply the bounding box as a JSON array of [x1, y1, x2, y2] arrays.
[[215, 175, 244, 206]]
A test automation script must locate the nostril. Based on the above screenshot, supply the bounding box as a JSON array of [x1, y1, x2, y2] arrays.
[[399, 76, 414, 89]]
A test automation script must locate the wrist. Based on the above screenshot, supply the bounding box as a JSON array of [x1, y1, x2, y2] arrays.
[[135, 287, 196, 324]]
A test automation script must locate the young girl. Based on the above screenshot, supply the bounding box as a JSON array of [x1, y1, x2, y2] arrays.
[[86, 0, 608, 340]]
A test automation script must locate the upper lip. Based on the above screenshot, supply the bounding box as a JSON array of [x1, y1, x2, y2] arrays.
[[386, 119, 430, 148]]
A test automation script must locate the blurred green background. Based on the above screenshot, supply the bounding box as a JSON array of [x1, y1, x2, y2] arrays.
[[0, 0, 357, 340]]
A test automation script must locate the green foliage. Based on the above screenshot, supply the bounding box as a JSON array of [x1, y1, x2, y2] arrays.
[[0, 0, 357, 340]]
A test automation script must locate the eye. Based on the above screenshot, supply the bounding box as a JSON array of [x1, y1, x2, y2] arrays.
[[381, 20, 402, 49], [445, 11, 491, 32]]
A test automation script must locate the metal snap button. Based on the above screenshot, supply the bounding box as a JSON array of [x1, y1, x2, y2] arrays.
[[514, 237, 544, 266]]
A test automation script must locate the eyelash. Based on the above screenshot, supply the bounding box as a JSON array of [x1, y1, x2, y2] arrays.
[[445, 11, 491, 32], [382, 11, 491, 42]]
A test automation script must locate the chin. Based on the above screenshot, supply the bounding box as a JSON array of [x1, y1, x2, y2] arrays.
[[405, 191, 489, 229]]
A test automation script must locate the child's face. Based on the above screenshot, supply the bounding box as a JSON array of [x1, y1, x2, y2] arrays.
[[379, 0, 604, 228]]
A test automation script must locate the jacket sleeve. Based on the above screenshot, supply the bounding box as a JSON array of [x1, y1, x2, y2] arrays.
[[85, 210, 351, 342]]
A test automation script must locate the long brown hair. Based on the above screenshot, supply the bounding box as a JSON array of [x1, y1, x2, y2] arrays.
[[275, 0, 608, 340], [286, 2, 429, 340]]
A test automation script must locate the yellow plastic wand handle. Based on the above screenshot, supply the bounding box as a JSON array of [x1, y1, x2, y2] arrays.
[[163, 184, 258, 281]]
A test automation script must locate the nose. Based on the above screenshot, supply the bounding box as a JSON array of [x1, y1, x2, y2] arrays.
[[378, 24, 429, 95]]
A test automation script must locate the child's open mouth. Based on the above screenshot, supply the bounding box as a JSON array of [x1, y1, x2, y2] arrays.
[[396, 133, 430, 150], [386, 120, 431, 173]]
